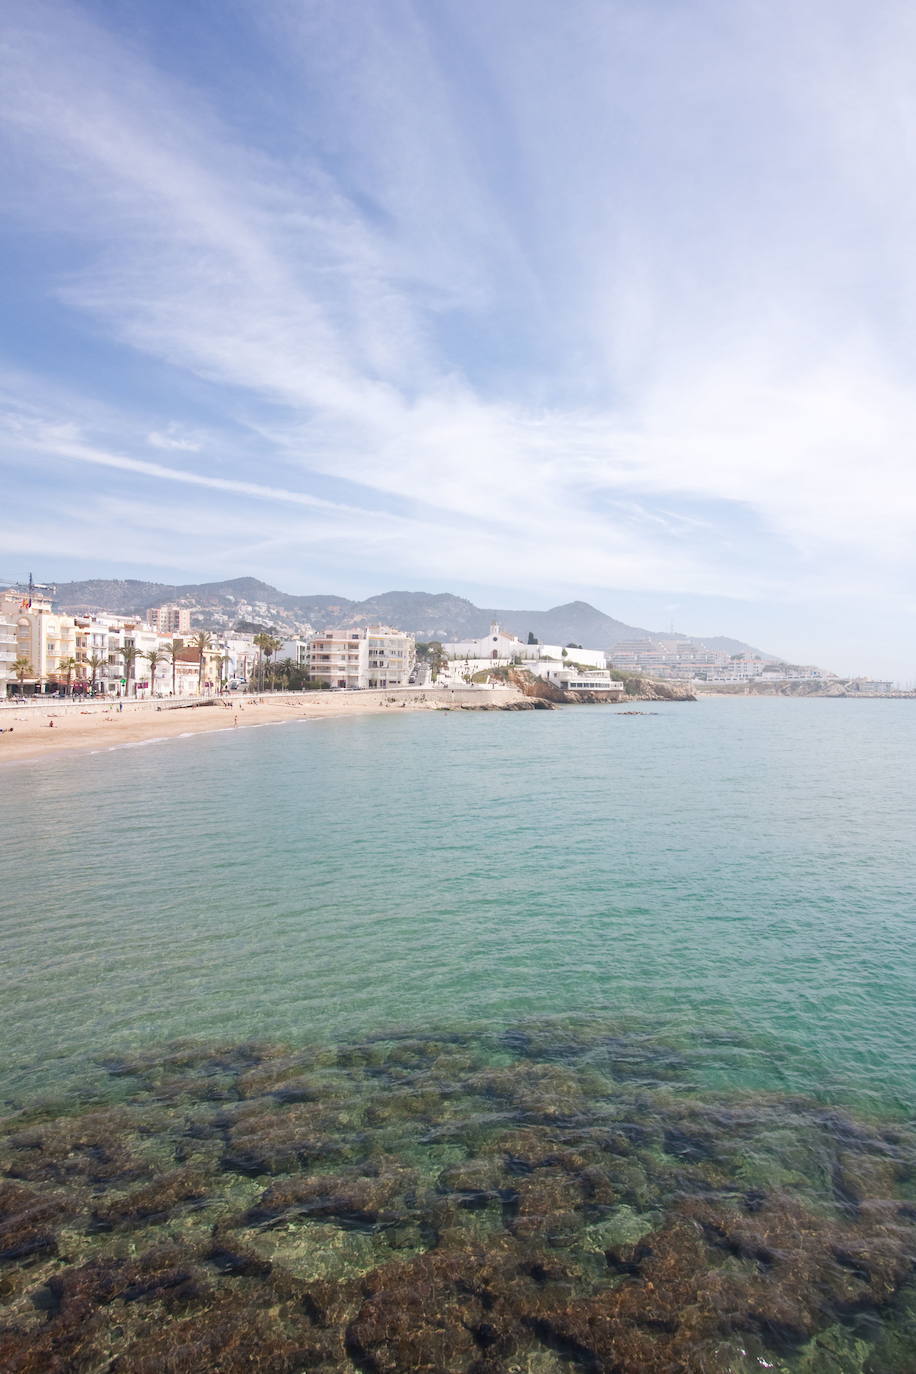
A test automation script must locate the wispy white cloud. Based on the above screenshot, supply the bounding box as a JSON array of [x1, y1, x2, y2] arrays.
[[0, 395, 731, 598], [147, 428, 201, 453], [1, 0, 916, 670]]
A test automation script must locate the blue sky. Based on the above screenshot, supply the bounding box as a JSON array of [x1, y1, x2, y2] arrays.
[[2, 0, 915, 679]]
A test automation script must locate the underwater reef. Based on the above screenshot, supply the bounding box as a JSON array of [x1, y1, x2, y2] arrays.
[[0, 1019, 915, 1372]]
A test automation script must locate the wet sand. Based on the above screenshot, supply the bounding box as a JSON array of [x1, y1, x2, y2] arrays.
[[0, 687, 522, 764]]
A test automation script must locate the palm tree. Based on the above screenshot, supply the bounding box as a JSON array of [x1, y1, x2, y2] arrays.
[[86, 652, 105, 695], [12, 657, 33, 695], [120, 641, 139, 698], [144, 648, 165, 698], [164, 638, 183, 696], [219, 650, 230, 691], [253, 632, 269, 691], [254, 632, 283, 691], [264, 635, 284, 690], [56, 656, 79, 696], [192, 631, 212, 696]]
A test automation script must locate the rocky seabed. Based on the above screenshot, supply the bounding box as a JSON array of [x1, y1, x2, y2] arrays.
[[1, 1019, 915, 1373]]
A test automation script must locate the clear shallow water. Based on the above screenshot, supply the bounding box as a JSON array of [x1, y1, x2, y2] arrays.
[[1, 698, 915, 1108], [2, 698, 916, 1373]]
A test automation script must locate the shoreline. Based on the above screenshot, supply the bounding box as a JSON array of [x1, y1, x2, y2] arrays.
[[0, 687, 527, 765]]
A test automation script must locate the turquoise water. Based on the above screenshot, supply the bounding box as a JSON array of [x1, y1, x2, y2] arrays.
[[1, 698, 914, 1107], [2, 698, 916, 1373]]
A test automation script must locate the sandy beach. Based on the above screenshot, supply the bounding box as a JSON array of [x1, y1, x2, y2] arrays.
[[0, 687, 523, 765]]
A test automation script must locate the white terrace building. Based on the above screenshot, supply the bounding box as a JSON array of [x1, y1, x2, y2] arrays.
[[0, 591, 22, 694], [534, 666, 624, 693], [221, 633, 260, 686], [275, 638, 311, 670], [443, 623, 607, 675], [307, 626, 415, 690], [75, 614, 170, 695]]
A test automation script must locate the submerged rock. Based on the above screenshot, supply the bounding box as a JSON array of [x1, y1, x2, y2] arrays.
[[0, 1181, 70, 1264], [3, 1109, 142, 1185], [90, 1167, 210, 1229], [252, 1161, 418, 1230], [0, 1020, 915, 1371]]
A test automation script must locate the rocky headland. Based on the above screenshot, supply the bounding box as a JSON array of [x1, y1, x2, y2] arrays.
[[506, 667, 695, 705]]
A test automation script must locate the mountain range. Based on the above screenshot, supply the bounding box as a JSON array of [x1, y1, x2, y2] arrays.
[[49, 576, 771, 658]]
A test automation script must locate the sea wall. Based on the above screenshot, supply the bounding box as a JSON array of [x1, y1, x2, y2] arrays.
[[321, 686, 530, 709]]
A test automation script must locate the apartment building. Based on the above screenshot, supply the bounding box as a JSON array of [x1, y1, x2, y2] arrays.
[[308, 626, 415, 689], [146, 604, 192, 634], [221, 633, 259, 686], [13, 592, 79, 691], [0, 591, 22, 693], [275, 639, 311, 669], [307, 630, 366, 689], [365, 626, 414, 688], [161, 639, 225, 695]]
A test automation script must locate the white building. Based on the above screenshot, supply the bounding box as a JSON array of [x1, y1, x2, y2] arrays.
[[275, 638, 311, 669], [66, 612, 185, 696], [0, 591, 22, 693], [696, 660, 838, 685], [847, 678, 894, 694], [307, 626, 415, 689], [365, 626, 414, 688], [532, 665, 624, 693], [443, 623, 606, 671], [220, 633, 260, 686]]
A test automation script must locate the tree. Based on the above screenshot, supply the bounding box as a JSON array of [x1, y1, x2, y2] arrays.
[[86, 652, 105, 694], [144, 648, 164, 697], [56, 657, 79, 696], [164, 638, 183, 695], [120, 642, 139, 697], [192, 632, 213, 696], [12, 657, 33, 693], [274, 660, 327, 691], [527, 631, 539, 645], [253, 632, 282, 691], [415, 641, 447, 682]]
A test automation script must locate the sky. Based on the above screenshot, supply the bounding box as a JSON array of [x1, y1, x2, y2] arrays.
[[1, 0, 915, 680]]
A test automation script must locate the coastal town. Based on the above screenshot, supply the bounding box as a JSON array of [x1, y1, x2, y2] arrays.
[[0, 579, 898, 700], [0, 586, 624, 700]]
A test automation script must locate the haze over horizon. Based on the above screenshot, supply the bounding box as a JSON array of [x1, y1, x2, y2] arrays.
[[2, 1, 916, 681]]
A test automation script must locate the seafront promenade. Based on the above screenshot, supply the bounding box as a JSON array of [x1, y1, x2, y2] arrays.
[[0, 686, 524, 764]]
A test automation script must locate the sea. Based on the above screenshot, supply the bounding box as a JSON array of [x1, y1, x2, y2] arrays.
[[1, 697, 915, 1372]]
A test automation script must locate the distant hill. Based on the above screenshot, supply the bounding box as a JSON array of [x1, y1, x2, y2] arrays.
[[50, 576, 773, 658]]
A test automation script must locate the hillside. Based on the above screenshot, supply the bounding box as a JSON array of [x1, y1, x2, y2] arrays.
[[51, 576, 772, 658]]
